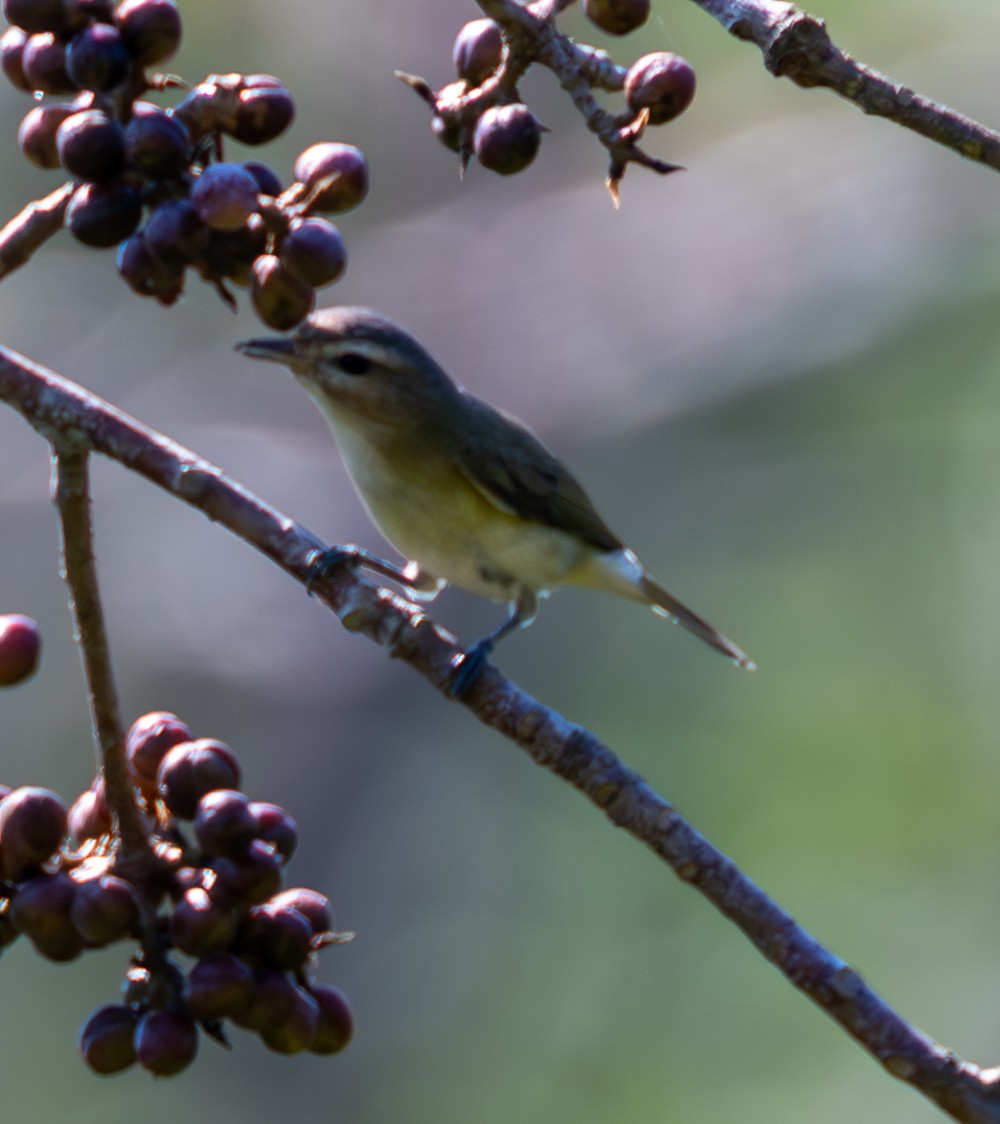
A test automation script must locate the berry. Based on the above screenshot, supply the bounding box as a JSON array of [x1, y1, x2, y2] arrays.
[[452, 19, 503, 86], [170, 886, 237, 956], [279, 217, 347, 288], [240, 901, 313, 969], [3, 0, 70, 36], [624, 52, 696, 125], [10, 871, 83, 961], [473, 104, 541, 175], [0, 614, 41, 684], [231, 74, 295, 145], [242, 160, 283, 197], [260, 985, 319, 1054], [248, 802, 297, 862], [21, 32, 74, 94], [193, 789, 257, 857], [583, 0, 650, 35], [183, 952, 254, 1021], [156, 738, 241, 819], [67, 785, 112, 845], [191, 162, 260, 232], [1, 26, 31, 91], [117, 232, 185, 303], [57, 109, 127, 182], [293, 142, 369, 213], [70, 872, 138, 945], [79, 1005, 138, 1075], [66, 181, 142, 247], [270, 887, 332, 935], [142, 198, 207, 264], [115, 0, 181, 66], [124, 106, 191, 178], [210, 838, 283, 908], [0, 785, 67, 878], [250, 254, 314, 331], [309, 983, 354, 1054], [135, 1010, 199, 1077], [65, 22, 130, 91], [125, 711, 192, 788]]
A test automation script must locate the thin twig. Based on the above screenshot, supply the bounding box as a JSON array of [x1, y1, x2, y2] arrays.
[[3, 345, 1000, 1120], [0, 183, 73, 282], [51, 443, 151, 866]]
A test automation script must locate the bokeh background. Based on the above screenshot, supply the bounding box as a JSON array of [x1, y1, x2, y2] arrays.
[[3, 1, 1000, 1120]]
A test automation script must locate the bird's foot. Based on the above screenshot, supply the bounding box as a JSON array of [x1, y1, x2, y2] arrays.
[[448, 638, 494, 699], [305, 545, 364, 595]]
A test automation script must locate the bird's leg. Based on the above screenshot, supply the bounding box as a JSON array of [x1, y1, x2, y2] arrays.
[[306, 546, 442, 601], [448, 589, 537, 699]]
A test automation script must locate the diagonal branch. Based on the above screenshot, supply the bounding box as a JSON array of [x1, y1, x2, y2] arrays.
[[3, 345, 1000, 1119], [687, 0, 1000, 172]]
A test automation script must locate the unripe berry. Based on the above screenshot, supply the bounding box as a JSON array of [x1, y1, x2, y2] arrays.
[[135, 1010, 199, 1077], [279, 217, 347, 288], [115, 0, 182, 65], [0, 614, 41, 685], [191, 162, 260, 232], [583, 0, 650, 35], [473, 104, 541, 175], [251, 254, 315, 331], [0, 785, 67, 878], [57, 109, 127, 182], [66, 181, 142, 247], [624, 52, 696, 125], [309, 983, 354, 1054], [293, 142, 369, 214], [79, 1005, 138, 1075], [452, 19, 503, 86]]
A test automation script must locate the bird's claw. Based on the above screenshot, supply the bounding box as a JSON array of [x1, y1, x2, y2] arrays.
[[447, 639, 494, 699], [305, 546, 361, 595]]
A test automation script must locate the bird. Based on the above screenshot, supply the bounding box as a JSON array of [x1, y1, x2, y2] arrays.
[[236, 306, 753, 693]]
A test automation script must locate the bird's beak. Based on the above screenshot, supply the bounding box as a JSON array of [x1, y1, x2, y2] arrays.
[[234, 336, 299, 366]]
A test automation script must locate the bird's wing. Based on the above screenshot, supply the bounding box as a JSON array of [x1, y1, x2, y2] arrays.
[[452, 395, 622, 552]]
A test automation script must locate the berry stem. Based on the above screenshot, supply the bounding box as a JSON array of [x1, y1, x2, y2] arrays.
[[52, 445, 152, 865]]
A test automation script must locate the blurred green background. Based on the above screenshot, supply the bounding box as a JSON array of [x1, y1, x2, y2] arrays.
[[3, 1, 1000, 1120]]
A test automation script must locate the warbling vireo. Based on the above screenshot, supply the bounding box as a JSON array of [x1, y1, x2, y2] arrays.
[[236, 307, 753, 691]]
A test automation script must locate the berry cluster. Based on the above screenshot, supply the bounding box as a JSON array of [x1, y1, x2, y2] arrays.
[[1, 0, 368, 327], [403, 5, 695, 184], [0, 710, 353, 1077]]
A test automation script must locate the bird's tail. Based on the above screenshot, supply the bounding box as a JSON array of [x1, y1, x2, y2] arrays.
[[638, 573, 755, 670]]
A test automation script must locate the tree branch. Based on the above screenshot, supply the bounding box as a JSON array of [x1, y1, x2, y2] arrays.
[[3, 344, 1000, 1118], [688, 0, 1000, 171], [0, 183, 73, 282]]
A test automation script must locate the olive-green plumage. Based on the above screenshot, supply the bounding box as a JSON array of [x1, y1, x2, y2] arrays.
[[237, 307, 753, 676]]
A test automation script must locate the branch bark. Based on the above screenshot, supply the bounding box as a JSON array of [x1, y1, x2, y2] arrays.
[[3, 344, 1000, 1119]]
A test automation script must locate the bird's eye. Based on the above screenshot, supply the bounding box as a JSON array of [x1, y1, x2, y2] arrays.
[[336, 352, 371, 376]]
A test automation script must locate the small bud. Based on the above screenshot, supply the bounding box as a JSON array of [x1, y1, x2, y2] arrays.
[[135, 1010, 199, 1077], [156, 737, 241, 820], [452, 19, 503, 86], [624, 52, 696, 125], [57, 109, 127, 182], [66, 22, 130, 91], [279, 217, 347, 288], [231, 74, 295, 145], [0, 614, 41, 685], [191, 162, 260, 232], [66, 181, 142, 247], [184, 952, 254, 1021], [473, 103, 541, 175], [251, 254, 315, 331], [21, 32, 74, 94], [0, 785, 67, 879], [10, 871, 83, 961], [583, 0, 650, 35], [115, 0, 182, 66], [309, 983, 354, 1054], [293, 142, 369, 214], [79, 1005, 138, 1075]]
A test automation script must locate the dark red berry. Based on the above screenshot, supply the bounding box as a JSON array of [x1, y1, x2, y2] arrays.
[[261, 984, 319, 1054], [279, 217, 347, 288], [191, 162, 260, 232], [115, 0, 181, 66], [70, 872, 138, 945], [248, 802, 297, 862], [583, 0, 650, 35], [624, 52, 696, 125], [156, 738, 241, 820], [10, 870, 83, 961], [0, 614, 41, 685], [0, 785, 67, 879], [240, 902, 313, 969], [193, 789, 256, 857], [293, 142, 369, 213], [135, 1009, 199, 1077], [57, 109, 127, 182], [251, 254, 314, 331], [124, 106, 191, 178], [270, 887, 332, 935], [125, 711, 192, 787], [79, 1005, 138, 1075], [117, 232, 185, 303], [242, 160, 283, 197], [231, 74, 295, 145], [452, 19, 503, 86], [1, 26, 31, 91], [3, 0, 70, 36], [473, 103, 541, 175], [142, 198, 207, 265], [183, 952, 254, 1021], [66, 22, 130, 91], [66, 181, 142, 247], [309, 983, 354, 1054], [170, 886, 237, 956], [21, 32, 73, 94], [210, 838, 283, 908]]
